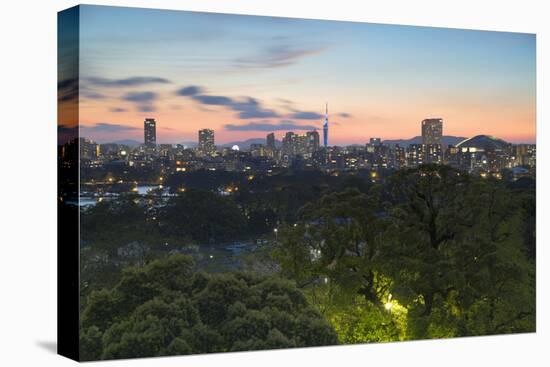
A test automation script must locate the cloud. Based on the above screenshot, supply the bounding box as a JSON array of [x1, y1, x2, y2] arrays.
[[110, 107, 127, 113], [288, 111, 324, 120], [176, 85, 203, 96], [123, 91, 157, 102], [224, 120, 317, 131], [59, 78, 111, 101], [85, 76, 171, 87], [58, 78, 78, 102], [190, 94, 280, 119], [81, 123, 139, 133], [338, 112, 352, 118], [234, 44, 326, 69], [177, 85, 330, 121], [277, 98, 295, 110], [192, 94, 233, 106], [122, 91, 158, 112], [231, 98, 280, 119], [137, 104, 156, 112], [81, 90, 106, 100]]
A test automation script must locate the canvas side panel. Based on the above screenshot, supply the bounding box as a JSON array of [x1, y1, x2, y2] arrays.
[[57, 5, 80, 362]]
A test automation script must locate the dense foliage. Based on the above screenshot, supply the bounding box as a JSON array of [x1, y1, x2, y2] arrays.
[[79, 165, 535, 358], [80, 254, 338, 361], [274, 165, 535, 341]]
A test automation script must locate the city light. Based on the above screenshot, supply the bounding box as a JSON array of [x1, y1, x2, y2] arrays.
[[384, 294, 394, 311], [75, 114, 535, 210]]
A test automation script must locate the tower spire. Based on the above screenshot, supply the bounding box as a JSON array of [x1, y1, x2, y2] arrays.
[[323, 102, 329, 148]]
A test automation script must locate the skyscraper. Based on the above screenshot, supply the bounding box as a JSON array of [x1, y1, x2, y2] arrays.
[[306, 130, 320, 152], [266, 132, 275, 150], [323, 103, 329, 148], [198, 128, 215, 156], [282, 132, 295, 156], [144, 118, 157, 148], [421, 118, 443, 145]]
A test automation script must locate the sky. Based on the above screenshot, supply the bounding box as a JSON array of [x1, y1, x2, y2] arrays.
[[61, 5, 536, 145]]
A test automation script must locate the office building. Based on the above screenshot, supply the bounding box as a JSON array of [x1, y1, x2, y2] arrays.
[[144, 118, 157, 148], [421, 118, 443, 145], [266, 133, 276, 150], [198, 129, 215, 156]]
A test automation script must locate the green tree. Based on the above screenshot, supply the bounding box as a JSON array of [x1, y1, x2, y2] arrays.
[[381, 165, 535, 338], [158, 189, 247, 243], [80, 254, 337, 360], [275, 188, 390, 307], [275, 165, 535, 342]]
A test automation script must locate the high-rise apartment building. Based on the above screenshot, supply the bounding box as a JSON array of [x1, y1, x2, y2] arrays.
[[266, 133, 276, 150], [421, 118, 443, 145], [198, 129, 215, 156], [144, 118, 157, 148], [306, 131, 320, 152]]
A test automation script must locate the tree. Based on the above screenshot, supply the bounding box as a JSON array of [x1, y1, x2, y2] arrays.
[[381, 165, 535, 338], [158, 189, 247, 243], [275, 188, 390, 307], [80, 254, 337, 360], [275, 165, 535, 341]]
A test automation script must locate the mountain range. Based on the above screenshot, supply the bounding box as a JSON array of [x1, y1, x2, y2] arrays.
[[382, 135, 467, 147], [105, 136, 467, 149], [221, 138, 282, 150]]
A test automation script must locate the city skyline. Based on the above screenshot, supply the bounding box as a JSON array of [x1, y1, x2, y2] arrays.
[[63, 5, 536, 145], [78, 116, 525, 149], [57, 6, 537, 361]]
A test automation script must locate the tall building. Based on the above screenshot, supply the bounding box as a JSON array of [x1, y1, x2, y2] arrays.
[[424, 144, 443, 164], [282, 131, 320, 157], [198, 129, 215, 156], [250, 143, 266, 157], [515, 144, 536, 167], [407, 144, 425, 167], [282, 132, 295, 156], [144, 118, 157, 148], [421, 118, 443, 145], [394, 144, 406, 168], [79, 138, 99, 160], [370, 138, 382, 146], [306, 131, 320, 152], [323, 102, 329, 148], [266, 132, 275, 150]]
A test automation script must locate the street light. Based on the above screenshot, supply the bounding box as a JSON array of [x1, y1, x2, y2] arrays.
[[273, 228, 278, 241], [384, 294, 393, 312]]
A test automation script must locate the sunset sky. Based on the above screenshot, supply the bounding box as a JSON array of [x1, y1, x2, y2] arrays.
[[68, 5, 536, 145]]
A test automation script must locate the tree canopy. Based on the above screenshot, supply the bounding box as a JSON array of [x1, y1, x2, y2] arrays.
[[274, 165, 535, 341], [80, 254, 338, 360]]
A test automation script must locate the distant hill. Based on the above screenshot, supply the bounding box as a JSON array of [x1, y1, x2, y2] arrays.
[[178, 141, 198, 149], [382, 135, 467, 147], [222, 138, 282, 150], [109, 139, 142, 147]]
